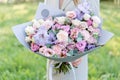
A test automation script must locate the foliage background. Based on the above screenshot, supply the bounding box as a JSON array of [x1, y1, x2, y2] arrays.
[[0, 0, 120, 80]]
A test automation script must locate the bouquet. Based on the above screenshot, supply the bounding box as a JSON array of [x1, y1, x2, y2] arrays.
[[12, 2, 114, 79]]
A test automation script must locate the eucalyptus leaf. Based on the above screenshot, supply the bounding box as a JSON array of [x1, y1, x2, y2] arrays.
[[68, 50, 74, 56], [77, 33, 83, 42]]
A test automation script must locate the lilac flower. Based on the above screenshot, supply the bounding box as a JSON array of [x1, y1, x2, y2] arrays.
[[74, 2, 90, 20], [86, 44, 96, 50], [74, 9, 84, 20], [33, 26, 49, 46], [77, 2, 90, 14], [48, 32, 57, 44]]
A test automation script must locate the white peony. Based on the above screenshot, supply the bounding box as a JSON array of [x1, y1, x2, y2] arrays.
[[25, 26, 35, 35], [56, 16, 66, 24], [83, 13, 91, 20], [72, 19, 81, 26], [57, 30, 68, 42], [25, 36, 31, 42], [32, 19, 41, 28]]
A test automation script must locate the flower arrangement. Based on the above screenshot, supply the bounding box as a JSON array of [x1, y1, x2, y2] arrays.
[[24, 2, 101, 73], [12, 2, 113, 77]]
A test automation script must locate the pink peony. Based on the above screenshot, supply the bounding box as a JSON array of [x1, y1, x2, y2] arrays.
[[76, 40, 87, 52], [31, 43, 39, 52]]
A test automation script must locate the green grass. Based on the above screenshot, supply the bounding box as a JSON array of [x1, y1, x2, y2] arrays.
[[0, 2, 120, 80]]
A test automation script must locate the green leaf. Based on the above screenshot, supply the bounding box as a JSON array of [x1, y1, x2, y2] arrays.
[[77, 33, 83, 42], [46, 44, 52, 48], [68, 50, 74, 56], [73, 49, 79, 56]]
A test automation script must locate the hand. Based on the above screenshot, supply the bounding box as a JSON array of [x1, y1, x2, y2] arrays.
[[72, 58, 82, 67]]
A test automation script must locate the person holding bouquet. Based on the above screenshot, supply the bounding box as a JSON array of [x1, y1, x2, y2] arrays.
[[44, 0, 100, 80]]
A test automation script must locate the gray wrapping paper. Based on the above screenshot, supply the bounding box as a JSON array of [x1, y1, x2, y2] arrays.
[[12, 3, 114, 62]]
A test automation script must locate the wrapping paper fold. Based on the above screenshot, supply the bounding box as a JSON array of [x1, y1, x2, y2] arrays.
[[12, 3, 114, 62]]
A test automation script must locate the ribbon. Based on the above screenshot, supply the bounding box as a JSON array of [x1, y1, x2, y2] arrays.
[[47, 60, 77, 80]]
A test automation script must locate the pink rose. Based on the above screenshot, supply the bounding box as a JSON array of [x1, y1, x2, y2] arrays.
[[66, 11, 77, 19], [52, 45, 62, 55], [31, 43, 39, 52], [39, 46, 55, 57], [76, 40, 87, 52], [70, 28, 80, 40]]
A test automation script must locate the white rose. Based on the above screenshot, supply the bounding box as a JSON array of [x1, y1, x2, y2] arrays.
[[38, 19, 44, 25], [83, 13, 91, 20], [57, 30, 68, 42], [72, 19, 81, 26], [92, 22, 99, 27], [42, 20, 53, 30], [32, 19, 41, 28], [25, 36, 31, 42], [56, 16, 66, 24], [91, 16, 101, 24], [25, 26, 35, 35], [79, 22, 88, 30]]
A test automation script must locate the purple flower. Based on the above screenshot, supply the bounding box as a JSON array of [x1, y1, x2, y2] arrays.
[[74, 9, 84, 20], [33, 26, 49, 46], [48, 32, 57, 44], [86, 44, 96, 50], [75, 2, 90, 20], [76, 40, 87, 52], [77, 2, 90, 14]]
